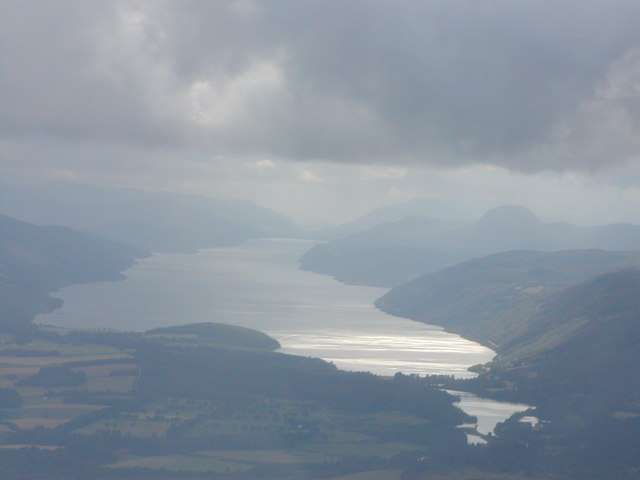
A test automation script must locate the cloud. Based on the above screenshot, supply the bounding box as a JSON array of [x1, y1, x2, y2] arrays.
[[359, 166, 408, 181], [539, 47, 640, 171], [2, 1, 640, 174], [298, 168, 322, 182], [243, 159, 277, 176]]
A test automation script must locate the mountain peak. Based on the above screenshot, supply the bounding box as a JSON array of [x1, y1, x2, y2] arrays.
[[477, 205, 541, 228]]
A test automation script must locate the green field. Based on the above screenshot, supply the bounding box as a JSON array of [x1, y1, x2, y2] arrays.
[[0, 326, 473, 479], [106, 454, 253, 473]]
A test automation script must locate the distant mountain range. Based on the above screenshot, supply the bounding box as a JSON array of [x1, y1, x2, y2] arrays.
[[0, 181, 299, 252], [301, 205, 640, 286], [321, 197, 459, 239], [0, 215, 147, 331]]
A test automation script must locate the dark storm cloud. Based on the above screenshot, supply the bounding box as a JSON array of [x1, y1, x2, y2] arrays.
[[2, 0, 640, 171]]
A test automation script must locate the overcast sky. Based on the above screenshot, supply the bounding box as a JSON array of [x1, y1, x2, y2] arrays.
[[2, 0, 640, 225]]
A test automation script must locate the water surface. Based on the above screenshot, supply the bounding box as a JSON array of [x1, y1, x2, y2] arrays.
[[40, 238, 494, 377], [448, 390, 533, 438]]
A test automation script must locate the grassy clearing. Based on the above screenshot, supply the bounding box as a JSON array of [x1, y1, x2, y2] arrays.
[[0, 378, 16, 388], [410, 470, 543, 480], [0, 444, 63, 450], [341, 411, 429, 435], [14, 386, 47, 401], [82, 374, 136, 393], [325, 430, 375, 443], [77, 418, 172, 437], [0, 366, 40, 376], [300, 441, 421, 459], [326, 470, 403, 480], [18, 403, 105, 419], [106, 454, 253, 473], [10, 418, 70, 429], [322, 467, 552, 480], [0, 353, 131, 368], [196, 448, 339, 464]]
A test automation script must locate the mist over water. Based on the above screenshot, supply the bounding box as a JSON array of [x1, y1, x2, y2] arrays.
[[39, 238, 494, 377]]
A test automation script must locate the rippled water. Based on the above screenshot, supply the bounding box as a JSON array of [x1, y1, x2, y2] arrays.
[[39, 238, 494, 377]]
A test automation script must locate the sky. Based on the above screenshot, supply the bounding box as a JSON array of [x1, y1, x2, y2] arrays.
[[2, 0, 640, 226]]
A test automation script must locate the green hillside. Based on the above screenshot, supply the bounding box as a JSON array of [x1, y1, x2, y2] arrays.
[[0, 215, 147, 331], [145, 322, 281, 351], [376, 249, 640, 348], [378, 251, 640, 477], [491, 269, 640, 404]]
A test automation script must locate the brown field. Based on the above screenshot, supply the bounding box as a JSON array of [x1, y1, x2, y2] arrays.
[[0, 366, 40, 375], [79, 364, 135, 376], [10, 418, 70, 429], [77, 419, 172, 437], [14, 386, 46, 398], [300, 441, 421, 459], [0, 353, 131, 366], [23, 402, 104, 410], [18, 403, 105, 419], [0, 378, 16, 388], [0, 444, 63, 450], [325, 468, 555, 480], [414, 470, 552, 480], [196, 449, 339, 464], [106, 454, 253, 473], [83, 375, 136, 392], [327, 470, 402, 480]]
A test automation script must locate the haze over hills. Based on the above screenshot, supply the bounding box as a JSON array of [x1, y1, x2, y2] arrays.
[[322, 197, 458, 239], [302, 216, 467, 286], [301, 205, 640, 287], [0, 182, 299, 252], [0, 215, 146, 331]]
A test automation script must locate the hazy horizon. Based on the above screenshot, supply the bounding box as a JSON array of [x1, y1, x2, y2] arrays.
[[2, 1, 640, 226]]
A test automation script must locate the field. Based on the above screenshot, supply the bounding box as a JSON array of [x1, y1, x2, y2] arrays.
[[0, 328, 467, 479], [0, 332, 135, 432], [107, 454, 253, 473]]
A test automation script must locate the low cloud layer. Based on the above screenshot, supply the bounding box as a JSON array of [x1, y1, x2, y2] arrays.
[[3, 0, 640, 174]]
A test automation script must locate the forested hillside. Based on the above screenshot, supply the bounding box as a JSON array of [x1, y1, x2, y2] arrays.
[[376, 249, 640, 347], [491, 269, 640, 405], [378, 248, 640, 409], [0, 215, 147, 331], [378, 250, 640, 478]]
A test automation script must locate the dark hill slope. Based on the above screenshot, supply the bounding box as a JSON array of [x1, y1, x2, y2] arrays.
[[0, 215, 146, 330], [492, 269, 640, 404], [301, 206, 640, 287], [376, 249, 640, 348]]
